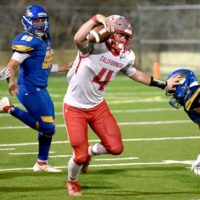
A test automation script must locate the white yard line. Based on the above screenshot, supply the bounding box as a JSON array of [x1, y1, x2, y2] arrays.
[[0, 119, 191, 130], [0, 148, 15, 151], [112, 108, 175, 113], [0, 136, 200, 147], [8, 151, 55, 155], [94, 157, 139, 161], [0, 160, 193, 172], [0, 107, 175, 117], [49, 155, 72, 158], [0, 98, 168, 109]]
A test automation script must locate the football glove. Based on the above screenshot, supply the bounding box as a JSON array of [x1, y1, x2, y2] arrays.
[[0, 67, 10, 81]]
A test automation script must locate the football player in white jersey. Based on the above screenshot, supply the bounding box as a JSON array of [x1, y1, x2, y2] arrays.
[[63, 14, 181, 196]]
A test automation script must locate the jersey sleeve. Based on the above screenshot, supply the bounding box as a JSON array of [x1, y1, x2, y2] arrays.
[[121, 50, 136, 76], [122, 65, 136, 76], [11, 33, 36, 54], [11, 52, 30, 63], [78, 42, 93, 56]]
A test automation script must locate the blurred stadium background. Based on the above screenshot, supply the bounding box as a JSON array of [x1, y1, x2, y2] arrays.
[[0, 0, 200, 76]]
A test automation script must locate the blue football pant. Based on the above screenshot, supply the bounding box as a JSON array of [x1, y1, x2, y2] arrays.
[[10, 84, 55, 161]]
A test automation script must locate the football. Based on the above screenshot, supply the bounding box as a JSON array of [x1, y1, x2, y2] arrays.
[[87, 24, 113, 43]]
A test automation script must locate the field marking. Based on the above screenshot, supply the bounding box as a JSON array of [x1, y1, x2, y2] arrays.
[[95, 157, 139, 161], [48, 156, 139, 160], [0, 98, 168, 110], [0, 160, 193, 172], [0, 107, 176, 118], [0, 136, 200, 147], [112, 108, 175, 113], [8, 151, 55, 155], [49, 155, 72, 158], [0, 119, 191, 130], [163, 160, 192, 164], [89, 160, 193, 167], [105, 99, 167, 104], [0, 148, 15, 151]]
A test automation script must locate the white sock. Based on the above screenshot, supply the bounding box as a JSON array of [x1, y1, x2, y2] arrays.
[[37, 159, 47, 163], [68, 157, 82, 181], [91, 143, 108, 155], [196, 154, 200, 162]]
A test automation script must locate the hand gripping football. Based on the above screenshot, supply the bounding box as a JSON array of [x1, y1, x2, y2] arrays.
[[87, 24, 113, 43]]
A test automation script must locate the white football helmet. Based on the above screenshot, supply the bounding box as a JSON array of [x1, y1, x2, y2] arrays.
[[106, 15, 133, 55]]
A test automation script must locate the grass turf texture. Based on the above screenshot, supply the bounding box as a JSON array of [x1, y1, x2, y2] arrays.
[[0, 74, 200, 200]]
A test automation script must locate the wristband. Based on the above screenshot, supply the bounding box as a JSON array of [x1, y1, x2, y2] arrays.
[[91, 15, 98, 24], [149, 76, 167, 89], [50, 64, 59, 72]]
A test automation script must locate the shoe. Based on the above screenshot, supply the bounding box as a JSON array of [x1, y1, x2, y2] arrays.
[[191, 154, 200, 175], [81, 156, 91, 174], [33, 161, 62, 173], [0, 97, 12, 113], [66, 179, 82, 196]]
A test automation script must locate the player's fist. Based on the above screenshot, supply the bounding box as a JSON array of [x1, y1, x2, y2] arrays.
[[9, 83, 19, 96], [87, 24, 113, 43]]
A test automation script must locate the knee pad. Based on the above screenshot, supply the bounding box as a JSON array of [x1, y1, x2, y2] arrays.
[[39, 122, 56, 136]]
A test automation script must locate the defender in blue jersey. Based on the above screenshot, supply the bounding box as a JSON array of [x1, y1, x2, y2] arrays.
[[0, 5, 69, 172], [166, 69, 200, 175]]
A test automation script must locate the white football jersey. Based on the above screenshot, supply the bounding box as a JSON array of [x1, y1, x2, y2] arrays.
[[64, 43, 136, 109]]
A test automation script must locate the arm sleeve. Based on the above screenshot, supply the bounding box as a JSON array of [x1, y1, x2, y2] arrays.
[[121, 65, 137, 76], [78, 42, 93, 55], [11, 52, 30, 64]]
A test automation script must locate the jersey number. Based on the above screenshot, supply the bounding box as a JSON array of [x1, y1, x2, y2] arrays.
[[93, 68, 113, 90]]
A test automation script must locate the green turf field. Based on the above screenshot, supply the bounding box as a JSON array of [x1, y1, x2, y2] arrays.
[[1, 75, 200, 200]]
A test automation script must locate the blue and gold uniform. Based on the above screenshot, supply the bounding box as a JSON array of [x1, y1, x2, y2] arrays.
[[167, 69, 200, 127], [11, 31, 55, 136], [167, 69, 200, 175], [184, 85, 200, 125], [8, 5, 57, 163], [12, 31, 53, 87]]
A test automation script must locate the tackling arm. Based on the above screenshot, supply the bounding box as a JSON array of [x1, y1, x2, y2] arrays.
[[50, 62, 73, 73], [129, 69, 182, 91]]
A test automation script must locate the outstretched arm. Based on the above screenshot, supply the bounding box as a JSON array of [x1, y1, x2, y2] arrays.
[[50, 62, 73, 73], [129, 69, 182, 91]]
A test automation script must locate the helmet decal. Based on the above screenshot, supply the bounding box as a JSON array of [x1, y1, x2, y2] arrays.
[[21, 5, 49, 37], [25, 9, 33, 17]]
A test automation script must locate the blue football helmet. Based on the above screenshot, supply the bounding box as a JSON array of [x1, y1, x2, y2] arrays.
[[166, 69, 198, 109], [21, 5, 49, 37]]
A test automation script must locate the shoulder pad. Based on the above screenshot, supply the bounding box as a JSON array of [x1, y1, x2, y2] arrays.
[[12, 45, 33, 53], [12, 32, 40, 53]]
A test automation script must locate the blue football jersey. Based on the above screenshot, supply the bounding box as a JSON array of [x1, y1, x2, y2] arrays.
[[12, 31, 53, 87], [184, 85, 200, 124]]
